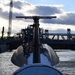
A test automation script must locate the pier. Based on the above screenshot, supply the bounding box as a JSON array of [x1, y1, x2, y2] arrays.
[[1, 28, 75, 52], [39, 28, 75, 50]]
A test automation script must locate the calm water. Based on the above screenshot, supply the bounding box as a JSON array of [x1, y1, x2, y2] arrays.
[[0, 50, 75, 75]]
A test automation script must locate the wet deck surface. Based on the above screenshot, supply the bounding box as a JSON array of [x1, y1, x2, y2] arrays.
[[0, 50, 75, 75]]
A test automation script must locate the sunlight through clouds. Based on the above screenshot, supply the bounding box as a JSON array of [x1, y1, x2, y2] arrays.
[[0, 0, 75, 36]]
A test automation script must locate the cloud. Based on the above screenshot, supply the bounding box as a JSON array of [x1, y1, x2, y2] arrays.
[[1, 0, 75, 25], [49, 29, 67, 34], [0, 0, 75, 35], [6, 0, 31, 9], [42, 12, 75, 25], [0, 8, 24, 20], [0, 8, 9, 19], [58, 13, 75, 25], [28, 5, 63, 15], [0, 1, 24, 20], [27, 4, 75, 25]]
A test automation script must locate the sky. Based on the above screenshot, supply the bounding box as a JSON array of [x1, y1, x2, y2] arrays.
[[0, 0, 75, 36], [26, 0, 75, 12]]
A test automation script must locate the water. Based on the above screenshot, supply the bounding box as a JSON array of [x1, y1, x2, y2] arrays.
[[0, 50, 19, 75], [0, 50, 75, 75], [56, 50, 75, 75]]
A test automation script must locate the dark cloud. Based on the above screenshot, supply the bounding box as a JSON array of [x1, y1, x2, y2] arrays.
[[6, 1, 22, 9], [27, 5, 75, 25], [0, 7, 24, 20], [13, 1, 31, 9], [0, 1, 75, 25], [42, 13, 75, 25], [58, 13, 75, 25], [28, 5, 62, 15], [13, 1, 23, 9]]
